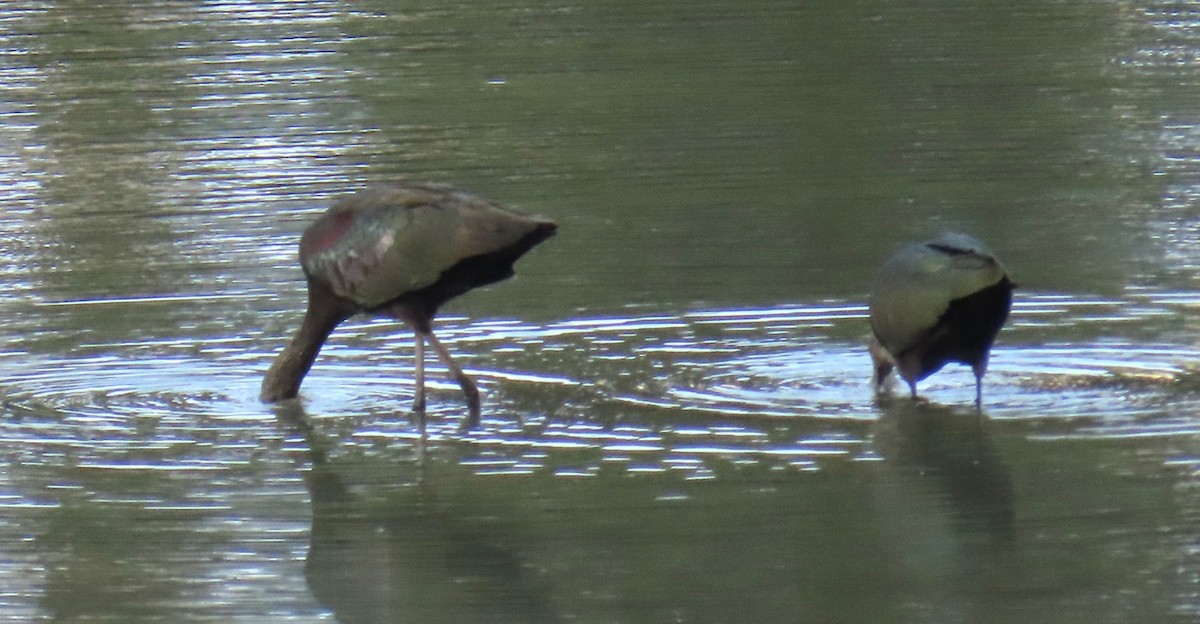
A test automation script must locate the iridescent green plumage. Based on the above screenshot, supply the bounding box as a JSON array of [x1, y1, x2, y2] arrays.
[[262, 183, 556, 431], [869, 232, 1013, 406], [300, 184, 551, 310]]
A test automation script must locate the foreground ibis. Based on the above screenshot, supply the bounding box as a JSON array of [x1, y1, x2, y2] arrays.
[[868, 232, 1014, 407], [260, 183, 556, 430]]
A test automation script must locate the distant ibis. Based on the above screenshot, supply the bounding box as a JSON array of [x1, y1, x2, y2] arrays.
[[261, 183, 556, 430], [869, 232, 1014, 407]]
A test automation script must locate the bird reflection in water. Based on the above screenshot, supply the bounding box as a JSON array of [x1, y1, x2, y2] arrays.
[[273, 402, 562, 624], [872, 399, 1015, 537]]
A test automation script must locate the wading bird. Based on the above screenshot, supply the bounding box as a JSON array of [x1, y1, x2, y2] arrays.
[[869, 232, 1014, 407], [260, 183, 556, 431]]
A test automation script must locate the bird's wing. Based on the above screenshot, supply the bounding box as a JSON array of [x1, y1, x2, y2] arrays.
[[301, 185, 548, 309], [870, 242, 1007, 354]]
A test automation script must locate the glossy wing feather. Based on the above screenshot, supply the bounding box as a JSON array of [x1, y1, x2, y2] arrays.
[[869, 233, 1008, 358], [299, 184, 553, 309]]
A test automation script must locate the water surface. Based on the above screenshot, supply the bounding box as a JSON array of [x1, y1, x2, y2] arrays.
[[0, 0, 1198, 622]]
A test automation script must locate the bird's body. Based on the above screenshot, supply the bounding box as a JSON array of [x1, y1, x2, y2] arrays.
[[868, 232, 1013, 406], [261, 183, 556, 430]]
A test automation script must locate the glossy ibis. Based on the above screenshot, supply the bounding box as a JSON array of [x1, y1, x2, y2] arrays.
[[869, 232, 1014, 407], [261, 183, 556, 430]]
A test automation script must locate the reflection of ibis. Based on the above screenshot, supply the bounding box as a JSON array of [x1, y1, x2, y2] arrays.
[[869, 233, 1014, 406], [304, 465, 561, 624], [260, 184, 556, 430]]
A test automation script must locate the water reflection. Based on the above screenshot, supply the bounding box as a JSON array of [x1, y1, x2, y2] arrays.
[[0, 0, 1196, 619], [277, 401, 866, 622], [301, 453, 561, 622], [872, 400, 1015, 537], [272, 385, 1192, 623], [862, 402, 1018, 622], [276, 400, 561, 623], [0, 291, 1192, 620]]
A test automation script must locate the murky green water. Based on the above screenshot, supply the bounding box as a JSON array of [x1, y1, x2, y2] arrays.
[[0, 0, 1197, 622]]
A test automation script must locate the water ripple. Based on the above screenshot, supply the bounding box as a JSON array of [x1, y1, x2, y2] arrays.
[[0, 293, 1195, 481]]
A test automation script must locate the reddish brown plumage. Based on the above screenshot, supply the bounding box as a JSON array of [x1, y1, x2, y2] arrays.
[[261, 183, 556, 430], [302, 209, 356, 259]]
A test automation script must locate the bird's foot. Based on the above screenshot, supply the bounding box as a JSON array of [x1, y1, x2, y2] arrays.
[[905, 380, 927, 403], [457, 396, 481, 434], [410, 397, 427, 436], [454, 377, 481, 433]]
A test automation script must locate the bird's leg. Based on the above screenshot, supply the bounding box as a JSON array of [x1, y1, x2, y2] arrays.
[[423, 331, 481, 431], [873, 362, 894, 390], [971, 359, 987, 411], [894, 352, 923, 402], [868, 337, 894, 391], [973, 371, 984, 411], [412, 333, 427, 432]]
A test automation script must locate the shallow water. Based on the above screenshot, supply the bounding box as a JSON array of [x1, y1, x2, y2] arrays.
[[0, 0, 1198, 622]]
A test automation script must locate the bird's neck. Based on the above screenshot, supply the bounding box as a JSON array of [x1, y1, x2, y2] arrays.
[[260, 298, 350, 402]]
